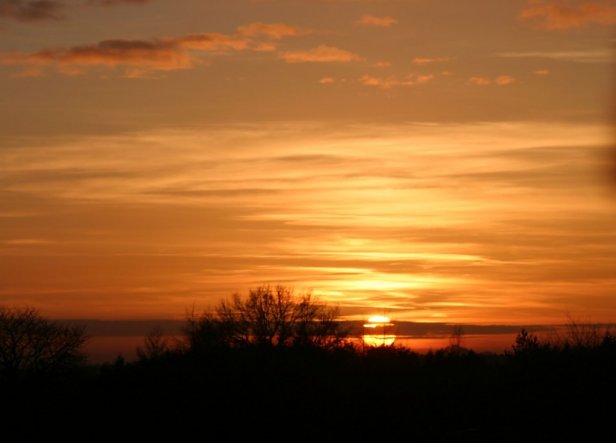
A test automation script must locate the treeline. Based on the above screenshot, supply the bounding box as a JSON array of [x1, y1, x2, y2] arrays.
[[1, 287, 615, 440]]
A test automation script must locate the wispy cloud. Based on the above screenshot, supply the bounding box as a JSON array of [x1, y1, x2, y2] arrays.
[[359, 73, 434, 89], [0, 0, 65, 22], [319, 76, 336, 84], [495, 75, 516, 85], [499, 48, 614, 63], [356, 14, 398, 27], [174, 33, 250, 51], [2, 122, 613, 321], [520, 0, 616, 29], [468, 75, 516, 86], [237, 22, 311, 39], [534, 68, 551, 75], [5, 238, 54, 245], [253, 42, 277, 52], [280, 45, 361, 63], [412, 56, 449, 65], [468, 76, 492, 86]]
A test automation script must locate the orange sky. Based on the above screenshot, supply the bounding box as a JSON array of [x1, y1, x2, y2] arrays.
[[1, 0, 615, 323]]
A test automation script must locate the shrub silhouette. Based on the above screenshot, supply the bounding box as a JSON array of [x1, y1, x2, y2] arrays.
[[511, 328, 543, 355], [0, 306, 87, 379], [185, 285, 349, 351]]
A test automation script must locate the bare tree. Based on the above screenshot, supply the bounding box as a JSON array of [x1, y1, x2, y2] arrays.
[[136, 327, 170, 361], [0, 307, 87, 379], [559, 317, 605, 348], [186, 285, 349, 350]]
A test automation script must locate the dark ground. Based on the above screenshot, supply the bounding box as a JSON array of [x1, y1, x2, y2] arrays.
[[3, 337, 616, 441]]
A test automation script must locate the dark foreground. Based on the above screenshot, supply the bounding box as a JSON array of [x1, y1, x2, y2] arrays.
[[3, 337, 616, 441]]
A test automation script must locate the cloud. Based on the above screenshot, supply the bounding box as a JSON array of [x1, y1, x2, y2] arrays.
[[2, 122, 614, 322], [359, 75, 406, 88], [173, 33, 250, 51], [468, 76, 492, 86], [0, 39, 194, 78], [319, 77, 336, 84], [468, 75, 516, 86], [359, 73, 434, 89], [0, 0, 153, 23], [237, 22, 311, 39], [534, 68, 551, 75], [253, 42, 277, 52], [520, 0, 616, 29], [499, 48, 613, 63], [5, 238, 54, 245], [89, 0, 151, 4], [356, 14, 398, 27], [412, 57, 449, 65], [280, 45, 361, 63], [416, 74, 435, 84], [495, 75, 516, 85], [0, 32, 254, 77], [0, 19, 323, 76], [0, 0, 65, 22]]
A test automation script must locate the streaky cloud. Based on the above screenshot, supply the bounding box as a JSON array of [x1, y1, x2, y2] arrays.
[[499, 48, 614, 63], [356, 14, 398, 28]]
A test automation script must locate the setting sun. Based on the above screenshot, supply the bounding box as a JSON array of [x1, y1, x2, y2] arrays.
[[366, 316, 393, 325], [363, 315, 397, 347]]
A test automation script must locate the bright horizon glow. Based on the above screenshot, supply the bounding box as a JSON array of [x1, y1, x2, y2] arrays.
[[1, 122, 614, 323]]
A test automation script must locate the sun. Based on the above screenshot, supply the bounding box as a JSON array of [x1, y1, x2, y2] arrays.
[[366, 315, 392, 324], [362, 315, 396, 347]]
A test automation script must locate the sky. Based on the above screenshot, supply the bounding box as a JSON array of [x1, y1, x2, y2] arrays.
[[0, 0, 615, 323]]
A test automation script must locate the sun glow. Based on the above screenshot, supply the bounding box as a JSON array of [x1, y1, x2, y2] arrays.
[[363, 315, 396, 347], [366, 315, 392, 325]]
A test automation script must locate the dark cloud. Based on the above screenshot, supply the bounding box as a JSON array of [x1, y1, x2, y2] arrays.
[[0, 22, 319, 76], [0, 32, 255, 77], [88, 0, 150, 5], [0, 0, 65, 22], [0, 0, 152, 24]]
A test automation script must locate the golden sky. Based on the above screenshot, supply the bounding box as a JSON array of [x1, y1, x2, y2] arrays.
[[1, 0, 615, 323]]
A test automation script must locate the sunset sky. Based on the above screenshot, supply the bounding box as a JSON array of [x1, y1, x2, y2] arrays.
[[1, 0, 615, 323]]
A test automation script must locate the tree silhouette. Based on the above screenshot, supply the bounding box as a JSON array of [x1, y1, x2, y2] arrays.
[[136, 326, 170, 361], [186, 285, 349, 350], [0, 307, 87, 379]]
